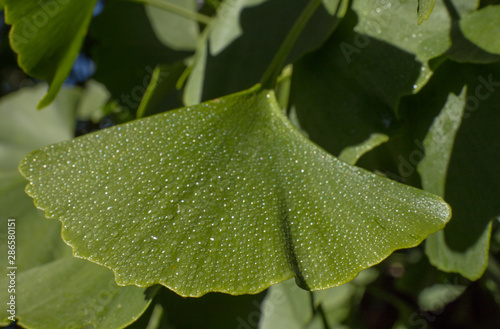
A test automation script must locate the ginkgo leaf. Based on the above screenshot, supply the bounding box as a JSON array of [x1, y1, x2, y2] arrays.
[[19, 85, 451, 297]]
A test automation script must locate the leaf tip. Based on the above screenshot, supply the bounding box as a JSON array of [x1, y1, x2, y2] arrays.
[[417, 0, 435, 25]]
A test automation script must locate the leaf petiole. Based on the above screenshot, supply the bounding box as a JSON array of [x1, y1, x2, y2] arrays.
[[260, 0, 324, 89]]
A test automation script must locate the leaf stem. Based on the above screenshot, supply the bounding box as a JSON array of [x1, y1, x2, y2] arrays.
[[260, 0, 323, 89], [309, 291, 331, 329], [125, 0, 212, 25]]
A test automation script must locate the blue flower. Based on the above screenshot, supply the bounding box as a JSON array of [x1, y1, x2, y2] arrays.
[[64, 53, 96, 85]]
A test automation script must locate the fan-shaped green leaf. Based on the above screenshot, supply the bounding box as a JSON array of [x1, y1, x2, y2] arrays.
[[20, 85, 451, 297], [1, 0, 97, 108]]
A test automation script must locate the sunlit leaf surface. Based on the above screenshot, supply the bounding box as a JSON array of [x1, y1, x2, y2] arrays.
[[20, 85, 451, 297]]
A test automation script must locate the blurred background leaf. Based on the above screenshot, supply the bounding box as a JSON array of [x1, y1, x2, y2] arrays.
[[0, 84, 151, 329]]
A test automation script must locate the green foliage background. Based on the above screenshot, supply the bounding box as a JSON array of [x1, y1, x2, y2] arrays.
[[1, 0, 500, 328]]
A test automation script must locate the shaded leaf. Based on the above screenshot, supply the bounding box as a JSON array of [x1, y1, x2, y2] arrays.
[[184, 0, 347, 105], [0, 84, 78, 271], [258, 269, 378, 329], [338, 133, 389, 165], [90, 1, 191, 113], [136, 62, 187, 119], [76, 80, 111, 122], [1, 0, 97, 108], [399, 60, 500, 280], [145, 0, 199, 51], [443, 1, 500, 63], [460, 5, 500, 55], [352, 0, 479, 90], [0, 85, 79, 169], [208, 0, 267, 55], [20, 85, 451, 297], [426, 226, 492, 280], [290, 9, 414, 156], [0, 257, 152, 329], [0, 85, 151, 329], [439, 65, 500, 276], [418, 86, 467, 197], [419, 86, 492, 280]]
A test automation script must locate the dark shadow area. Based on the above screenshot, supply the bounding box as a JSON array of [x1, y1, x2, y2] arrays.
[[432, 281, 500, 328], [152, 286, 267, 329], [443, 63, 500, 251], [443, 0, 500, 63], [89, 1, 191, 114], [201, 0, 338, 101], [290, 8, 421, 157], [0, 12, 35, 98], [479, 0, 500, 8], [398, 60, 500, 252]]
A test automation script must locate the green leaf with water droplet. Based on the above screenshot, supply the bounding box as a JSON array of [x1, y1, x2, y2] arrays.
[[1, 0, 98, 108], [352, 0, 479, 92], [460, 5, 500, 55], [417, 0, 435, 25], [19, 85, 451, 297]]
